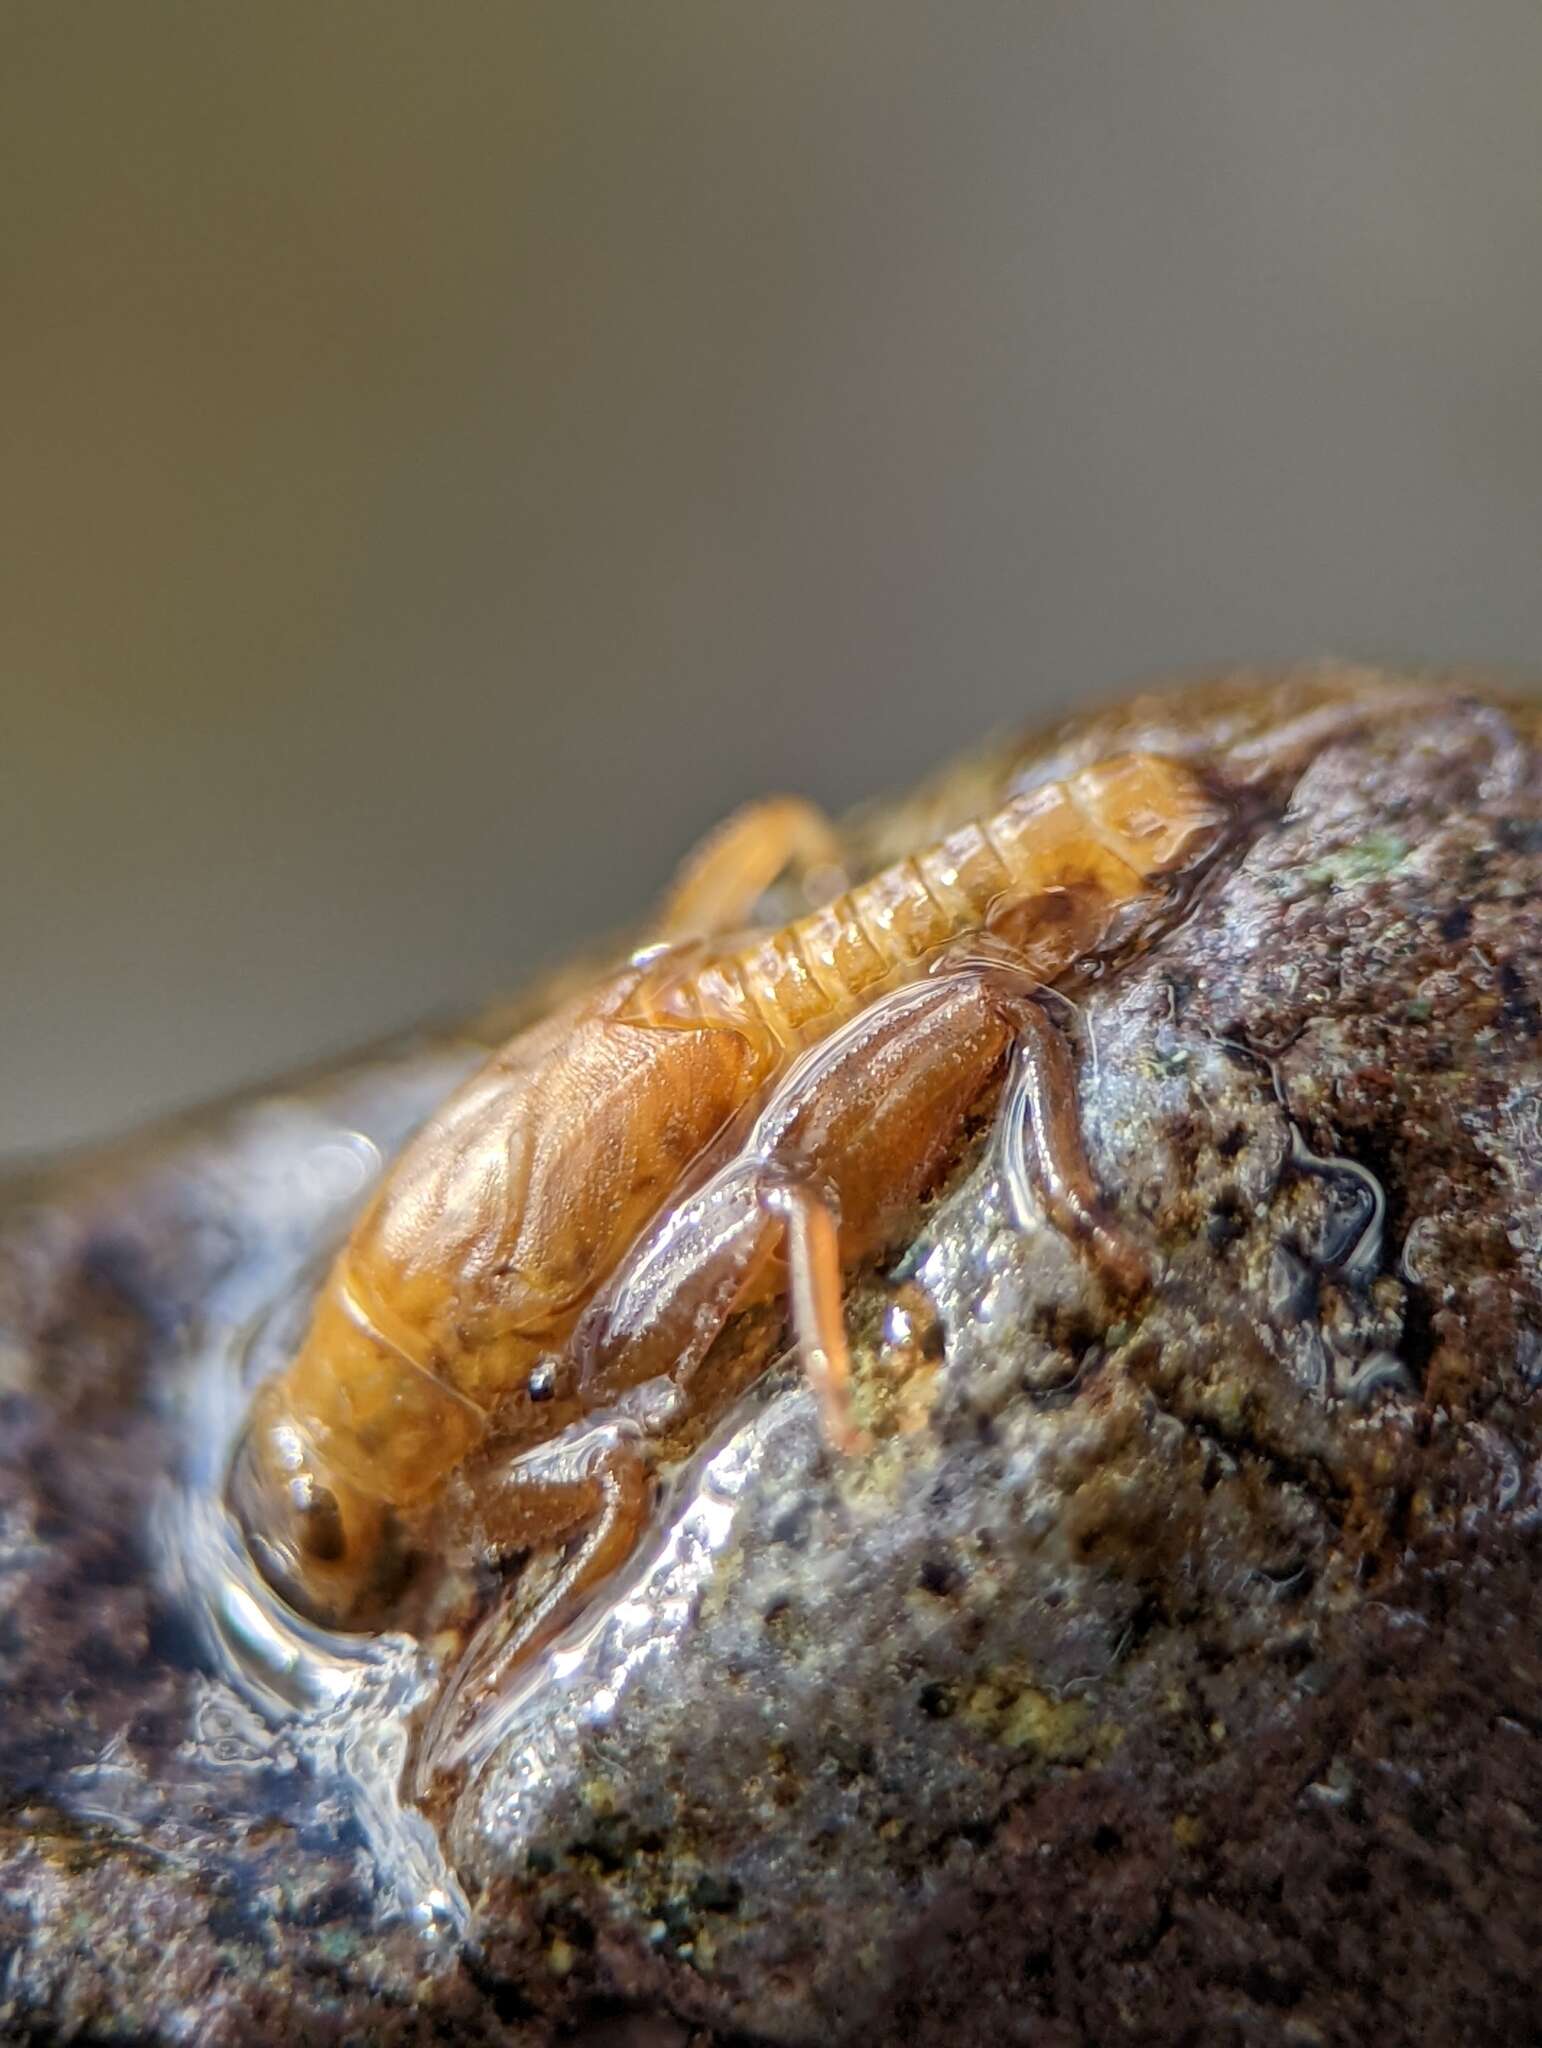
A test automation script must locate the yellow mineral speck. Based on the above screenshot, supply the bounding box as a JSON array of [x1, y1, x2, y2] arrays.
[[1211, 1381, 1247, 1432], [580, 1778, 616, 1815], [851, 1434, 914, 1505], [1001, 1688, 1089, 1754], [1208, 1718, 1227, 1744], [694, 1929, 717, 1971], [961, 1670, 1091, 1755], [1172, 1814, 1202, 1848], [547, 1938, 575, 1977], [896, 1368, 940, 1435], [1090, 1719, 1126, 1760]]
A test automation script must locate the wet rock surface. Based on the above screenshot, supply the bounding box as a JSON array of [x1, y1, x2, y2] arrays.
[[0, 1054, 517, 2044], [3, 668, 1541, 2044]]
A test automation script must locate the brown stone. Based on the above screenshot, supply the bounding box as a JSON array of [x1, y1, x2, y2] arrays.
[[2, 667, 1539, 2044]]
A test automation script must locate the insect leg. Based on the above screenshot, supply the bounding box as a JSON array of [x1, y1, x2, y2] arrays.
[[418, 1425, 651, 1781], [586, 968, 1147, 1471], [580, 975, 1015, 1441], [656, 795, 845, 939], [581, 1163, 871, 1452], [575, 1161, 781, 1402], [991, 988, 1150, 1298], [760, 1179, 870, 1453]]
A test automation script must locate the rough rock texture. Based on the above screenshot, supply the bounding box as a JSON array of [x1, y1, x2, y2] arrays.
[[0, 1051, 524, 2044], [2, 667, 1540, 2044]]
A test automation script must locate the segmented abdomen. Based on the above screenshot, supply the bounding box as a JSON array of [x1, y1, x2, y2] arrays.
[[647, 753, 1225, 1049]]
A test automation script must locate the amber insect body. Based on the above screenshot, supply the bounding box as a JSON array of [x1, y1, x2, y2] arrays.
[[235, 753, 1227, 1652]]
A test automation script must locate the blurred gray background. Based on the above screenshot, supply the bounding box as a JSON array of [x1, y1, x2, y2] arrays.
[[6, 2, 1542, 1158]]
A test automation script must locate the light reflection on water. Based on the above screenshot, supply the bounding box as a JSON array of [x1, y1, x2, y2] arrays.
[[132, 1074, 795, 1946], [415, 1384, 781, 1792], [160, 1482, 467, 1938], [144, 1094, 473, 1940]]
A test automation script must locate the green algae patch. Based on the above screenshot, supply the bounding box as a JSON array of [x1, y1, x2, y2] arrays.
[[1297, 830, 1410, 892]]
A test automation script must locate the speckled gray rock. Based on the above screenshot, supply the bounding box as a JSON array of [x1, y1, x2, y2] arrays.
[[3, 669, 1541, 2046], [0, 1048, 528, 2044], [438, 681, 1542, 2044]]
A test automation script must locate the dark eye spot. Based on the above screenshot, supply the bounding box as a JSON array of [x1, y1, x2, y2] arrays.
[[288, 1477, 345, 1562], [527, 1361, 558, 1403]]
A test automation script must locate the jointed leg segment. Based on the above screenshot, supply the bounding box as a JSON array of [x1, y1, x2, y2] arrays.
[[996, 997, 1150, 1297], [761, 1179, 869, 1454], [584, 962, 1148, 1456], [420, 1428, 650, 1777], [426, 965, 1145, 1770], [657, 796, 845, 940]]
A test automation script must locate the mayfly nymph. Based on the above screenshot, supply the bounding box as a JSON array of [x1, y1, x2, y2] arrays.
[[233, 753, 1231, 1674]]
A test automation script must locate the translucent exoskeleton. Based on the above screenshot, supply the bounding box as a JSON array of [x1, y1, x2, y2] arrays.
[[232, 752, 1230, 1682]]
